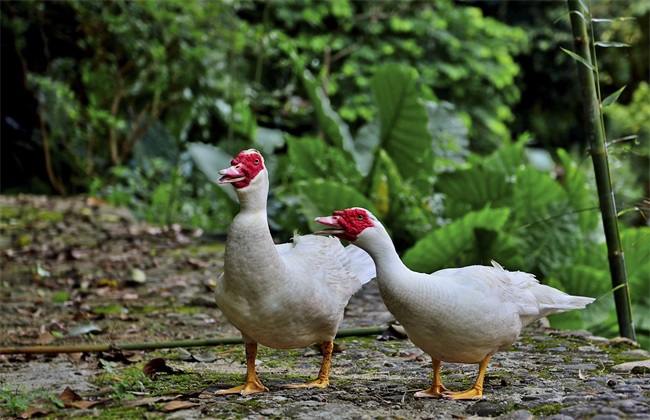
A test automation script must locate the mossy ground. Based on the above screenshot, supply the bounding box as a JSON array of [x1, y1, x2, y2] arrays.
[[2, 196, 648, 419]]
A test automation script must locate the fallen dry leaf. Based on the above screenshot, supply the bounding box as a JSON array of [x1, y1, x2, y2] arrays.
[[143, 357, 183, 379], [608, 337, 640, 348], [58, 386, 111, 409], [19, 408, 52, 419], [71, 399, 110, 409], [35, 331, 56, 345], [187, 257, 210, 269], [58, 386, 83, 406], [162, 400, 200, 411], [68, 352, 84, 361]]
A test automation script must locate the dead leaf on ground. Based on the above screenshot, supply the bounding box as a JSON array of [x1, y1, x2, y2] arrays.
[[58, 386, 83, 406], [59, 384, 110, 410], [35, 331, 56, 345], [68, 352, 84, 361], [187, 257, 210, 269], [333, 342, 346, 353], [608, 337, 640, 348], [19, 408, 52, 418], [143, 357, 183, 379], [162, 400, 200, 411], [68, 323, 103, 337], [192, 350, 217, 363]]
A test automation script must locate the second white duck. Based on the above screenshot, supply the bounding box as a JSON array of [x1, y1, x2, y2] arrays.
[[315, 207, 595, 400]]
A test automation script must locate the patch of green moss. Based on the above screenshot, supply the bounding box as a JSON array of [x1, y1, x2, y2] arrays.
[[0, 206, 21, 220], [0, 207, 63, 227], [529, 403, 563, 416], [35, 210, 63, 223], [89, 406, 150, 419], [174, 306, 203, 315], [167, 243, 225, 258], [152, 370, 232, 394]]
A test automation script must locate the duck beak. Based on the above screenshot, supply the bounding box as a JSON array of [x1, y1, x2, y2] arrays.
[[218, 165, 245, 184], [313, 216, 345, 236]]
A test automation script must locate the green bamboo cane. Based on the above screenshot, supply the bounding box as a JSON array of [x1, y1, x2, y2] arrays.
[[0, 327, 387, 355], [566, 0, 635, 341]]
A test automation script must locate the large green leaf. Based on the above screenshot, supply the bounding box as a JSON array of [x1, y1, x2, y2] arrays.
[[370, 149, 436, 243], [286, 137, 361, 185], [371, 65, 434, 182], [517, 204, 582, 278], [436, 169, 514, 217], [353, 119, 381, 176], [556, 148, 600, 233], [187, 142, 237, 202], [470, 140, 527, 176], [299, 69, 361, 169], [254, 127, 286, 155], [424, 100, 469, 172], [295, 179, 377, 233], [621, 227, 650, 304], [402, 207, 511, 273], [511, 166, 567, 221], [506, 165, 588, 276]]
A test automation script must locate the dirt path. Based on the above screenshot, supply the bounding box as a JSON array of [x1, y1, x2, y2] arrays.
[[1, 196, 648, 419]]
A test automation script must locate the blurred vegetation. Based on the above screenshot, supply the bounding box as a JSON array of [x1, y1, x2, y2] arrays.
[[1, 0, 648, 347]]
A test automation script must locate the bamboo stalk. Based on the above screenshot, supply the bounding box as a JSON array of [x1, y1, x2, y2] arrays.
[[567, 0, 635, 341], [0, 327, 386, 355]]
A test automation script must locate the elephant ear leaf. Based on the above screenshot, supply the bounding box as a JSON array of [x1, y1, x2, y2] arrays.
[[187, 142, 237, 202], [296, 179, 377, 233], [401, 207, 511, 273], [372, 65, 434, 183], [298, 68, 368, 174]]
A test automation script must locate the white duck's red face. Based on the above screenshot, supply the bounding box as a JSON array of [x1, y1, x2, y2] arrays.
[[218, 149, 265, 189], [314, 207, 376, 242]]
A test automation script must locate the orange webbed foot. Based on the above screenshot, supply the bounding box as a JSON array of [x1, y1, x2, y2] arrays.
[[442, 386, 483, 400], [284, 377, 329, 389], [215, 379, 269, 396], [216, 342, 269, 395], [414, 384, 449, 398], [284, 341, 333, 390]]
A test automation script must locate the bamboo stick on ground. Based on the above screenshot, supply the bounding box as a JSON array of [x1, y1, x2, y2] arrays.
[[0, 327, 387, 355]]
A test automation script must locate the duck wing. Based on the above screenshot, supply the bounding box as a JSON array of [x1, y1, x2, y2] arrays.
[[278, 233, 375, 299]]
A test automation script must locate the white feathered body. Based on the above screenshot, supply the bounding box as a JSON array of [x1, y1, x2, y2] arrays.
[[354, 221, 594, 365], [215, 172, 374, 350]]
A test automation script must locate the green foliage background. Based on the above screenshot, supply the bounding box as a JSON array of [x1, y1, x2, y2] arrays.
[[1, 0, 648, 347]]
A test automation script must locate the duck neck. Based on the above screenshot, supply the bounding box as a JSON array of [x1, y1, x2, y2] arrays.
[[224, 172, 284, 285], [235, 171, 269, 215], [356, 229, 410, 282]]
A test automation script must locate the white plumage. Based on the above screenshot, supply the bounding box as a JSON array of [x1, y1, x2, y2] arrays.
[[315, 207, 594, 400], [214, 150, 375, 395]]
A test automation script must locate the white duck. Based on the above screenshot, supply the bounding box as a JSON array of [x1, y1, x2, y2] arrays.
[[315, 207, 595, 400], [215, 149, 375, 395]]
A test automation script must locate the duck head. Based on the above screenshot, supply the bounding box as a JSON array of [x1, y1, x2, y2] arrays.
[[314, 207, 379, 243], [218, 149, 266, 190]]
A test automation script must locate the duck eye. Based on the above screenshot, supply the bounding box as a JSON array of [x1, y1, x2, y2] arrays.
[[357, 214, 364, 220], [254, 158, 260, 165]]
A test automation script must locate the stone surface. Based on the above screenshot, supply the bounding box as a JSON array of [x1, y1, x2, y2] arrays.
[[1, 195, 649, 419]]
